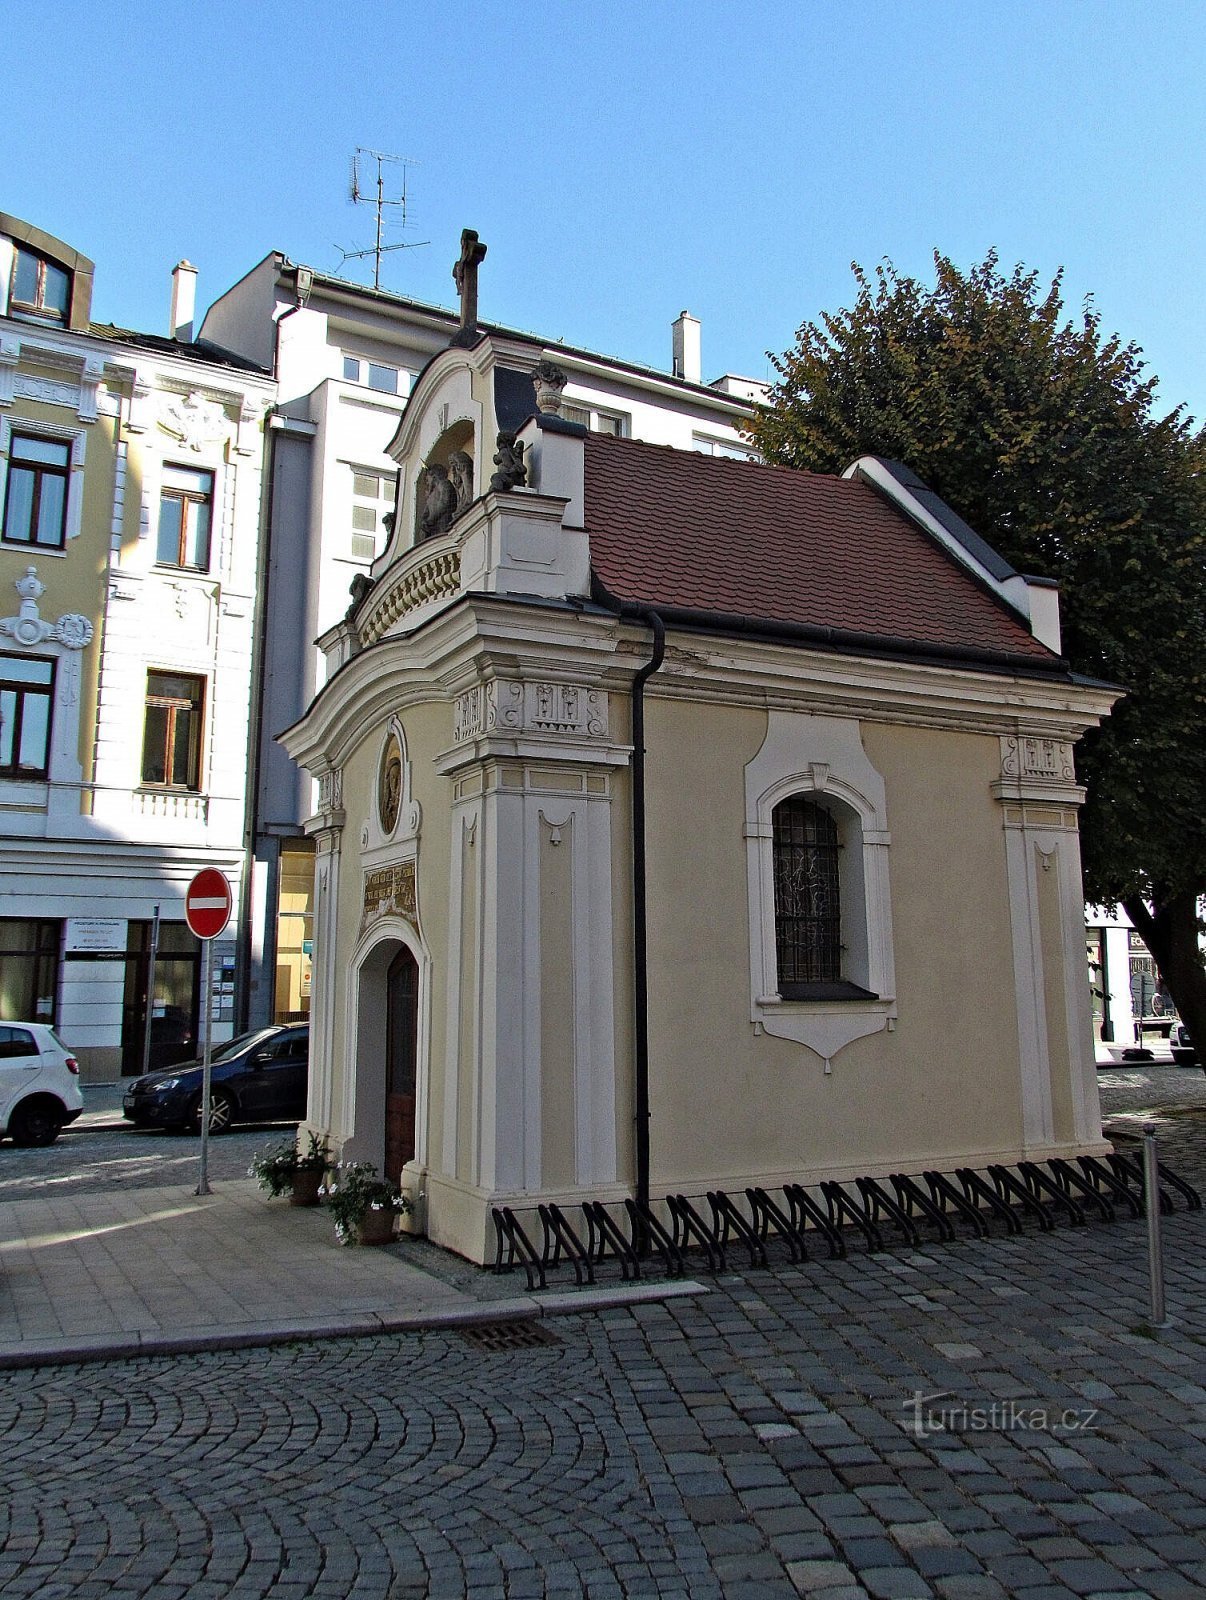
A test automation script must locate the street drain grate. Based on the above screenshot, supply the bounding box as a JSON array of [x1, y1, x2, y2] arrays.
[[457, 1319, 561, 1352]]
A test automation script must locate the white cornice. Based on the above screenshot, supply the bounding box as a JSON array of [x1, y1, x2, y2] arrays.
[[282, 596, 1118, 774]]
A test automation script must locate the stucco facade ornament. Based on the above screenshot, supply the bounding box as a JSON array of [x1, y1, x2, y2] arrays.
[[0, 567, 93, 650], [453, 680, 608, 744], [1000, 736, 1075, 784], [15, 374, 78, 409], [379, 736, 403, 834], [448, 450, 474, 515], [418, 462, 457, 538], [318, 768, 343, 812], [993, 734, 1084, 808], [531, 360, 568, 415], [489, 430, 527, 493], [0, 334, 18, 406], [158, 390, 228, 453], [361, 861, 418, 934]]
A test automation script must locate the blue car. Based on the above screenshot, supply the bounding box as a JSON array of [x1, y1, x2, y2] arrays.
[[122, 1024, 309, 1134]]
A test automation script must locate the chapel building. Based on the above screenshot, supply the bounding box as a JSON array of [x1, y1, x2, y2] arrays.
[[282, 281, 1117, 1264]]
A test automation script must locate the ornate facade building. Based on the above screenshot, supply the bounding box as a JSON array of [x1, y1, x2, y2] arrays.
[[0, 215, 273, 1079]]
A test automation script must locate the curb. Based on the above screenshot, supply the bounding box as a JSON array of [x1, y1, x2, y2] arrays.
[[0, 1279, 710, 1371]]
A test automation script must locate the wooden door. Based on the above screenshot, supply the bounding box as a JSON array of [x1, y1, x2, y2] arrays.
[[384, 947, 418, 1181]]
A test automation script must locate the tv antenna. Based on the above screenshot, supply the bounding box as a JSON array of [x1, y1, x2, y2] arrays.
[[338, 148, 429, 289]]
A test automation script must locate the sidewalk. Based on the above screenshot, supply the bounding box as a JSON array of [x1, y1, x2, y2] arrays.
[[0, 1174, 705, 1368], [4, 1070, 1200, 1372]]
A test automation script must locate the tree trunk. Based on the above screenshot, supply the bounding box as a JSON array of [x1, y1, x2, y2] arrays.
[[1124, 889, 1206, 1054]]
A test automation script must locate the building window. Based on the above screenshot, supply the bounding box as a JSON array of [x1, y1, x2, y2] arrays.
[[745, 713, 896, 1057], [10, 247, 70, 324], [141, 671, 204, 789], [772, 797, 842, 992], [692, 433, 757, 461], [156, 466, 213, 570], [0, 918, 60, 1023], [341, 356, 409, 398], [2, 435, 71, 550], [349, 466, 397, 561], [562, 402, 628, 437], [0, 654, 54, 779]]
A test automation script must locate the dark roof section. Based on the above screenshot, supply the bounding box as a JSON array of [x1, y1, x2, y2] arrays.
[[860, 458, 1017, 583], [87, 324, 270, 375], [583, 434, 1058, 668], [494, 366, 538, 431]]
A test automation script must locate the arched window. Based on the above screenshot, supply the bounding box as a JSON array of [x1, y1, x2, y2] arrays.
[[745, 713, 896, 1059], [772, 797, 841, 993]]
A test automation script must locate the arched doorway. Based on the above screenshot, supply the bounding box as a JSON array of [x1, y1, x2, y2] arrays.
[[384, 946, 418, 1182]]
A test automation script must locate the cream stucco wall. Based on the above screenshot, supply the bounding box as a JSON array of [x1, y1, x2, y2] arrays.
[[0, 396, 114, 785], [639, 697, 1038, 1190]]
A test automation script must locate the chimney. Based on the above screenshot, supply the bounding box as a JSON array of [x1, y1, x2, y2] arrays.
[[170, 260, 198, 342], [671, 310, 701, 384]]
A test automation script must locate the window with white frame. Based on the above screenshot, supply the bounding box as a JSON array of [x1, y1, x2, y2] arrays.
[[692, 433, 757, 460], [341, 356, 410, 397], [0, 417, 86, 549], [141, 671, 205, 790], [561, 402, 628, 437], [0, 654, 54, 778], [349, 466, 398, 561], [745, 712, 896, 1062], [2, 435, 70, 549], [156, 465, 214, 570]]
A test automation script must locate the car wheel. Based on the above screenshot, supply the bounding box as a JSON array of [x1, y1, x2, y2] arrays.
[[9, 1099, 66, 1148], [189, 1091, 235, 1135]]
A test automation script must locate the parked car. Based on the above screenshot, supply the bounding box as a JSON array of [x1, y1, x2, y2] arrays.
[[122, 1024, 309, 1134], [0, 1023, 84, 1147], [1170, 1020, 1198, 1067]]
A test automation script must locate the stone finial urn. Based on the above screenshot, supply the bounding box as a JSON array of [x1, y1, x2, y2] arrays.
[[531, 359, 569, 415]]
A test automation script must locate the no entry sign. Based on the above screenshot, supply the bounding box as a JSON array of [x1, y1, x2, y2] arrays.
[[185, 868, 232, 941]]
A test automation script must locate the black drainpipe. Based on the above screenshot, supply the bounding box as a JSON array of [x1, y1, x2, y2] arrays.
[[593, 576, 663, 1215]]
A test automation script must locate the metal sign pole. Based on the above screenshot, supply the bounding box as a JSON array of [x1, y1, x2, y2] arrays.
[[196, 937, 214, 1197], [139, 904, 160, 1080], [1142, 1122, 1169, 1328]]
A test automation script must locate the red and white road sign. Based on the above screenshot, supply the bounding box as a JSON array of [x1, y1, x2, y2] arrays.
[[185, 868, 232, 941]]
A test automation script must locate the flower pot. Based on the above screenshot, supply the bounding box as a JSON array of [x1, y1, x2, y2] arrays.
[[355, 1208, 398, 1246], [290, 1168, 325, 1207]]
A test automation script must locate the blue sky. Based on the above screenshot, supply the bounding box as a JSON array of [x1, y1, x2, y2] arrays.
[[11, 1, 1206, 421]]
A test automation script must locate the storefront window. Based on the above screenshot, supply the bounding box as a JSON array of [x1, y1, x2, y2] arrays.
[[0, 919, 60, 1022]]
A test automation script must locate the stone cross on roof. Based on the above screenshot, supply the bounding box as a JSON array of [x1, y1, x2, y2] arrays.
[[451, 228, 487, 347]]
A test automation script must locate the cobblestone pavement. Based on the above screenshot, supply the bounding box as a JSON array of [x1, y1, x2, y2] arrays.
[[0, 1069, 1202, 1600], [0, 1086, 297, 1201]]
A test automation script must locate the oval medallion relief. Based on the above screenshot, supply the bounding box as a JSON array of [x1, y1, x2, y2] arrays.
[[378, 736, 402, 835]]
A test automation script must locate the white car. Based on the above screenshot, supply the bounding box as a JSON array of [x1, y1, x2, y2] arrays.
[[0, 1023, 84, 1146]]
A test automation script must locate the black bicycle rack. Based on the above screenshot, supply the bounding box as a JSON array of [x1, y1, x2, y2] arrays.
[[490, 1154, 1201, 1292]]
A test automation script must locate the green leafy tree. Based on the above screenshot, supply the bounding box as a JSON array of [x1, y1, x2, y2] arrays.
[[747, 252, 1206, 1050]]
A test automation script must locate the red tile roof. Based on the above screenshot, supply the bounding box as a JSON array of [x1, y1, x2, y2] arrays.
[[583, 435, 1056, 664]]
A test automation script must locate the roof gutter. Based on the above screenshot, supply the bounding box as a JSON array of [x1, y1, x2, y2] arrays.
[[592, 574, 664, 1220], [594, 596, 1072, 679]]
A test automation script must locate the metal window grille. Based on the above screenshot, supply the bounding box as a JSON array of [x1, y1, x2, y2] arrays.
[[772, 797, 841, 987]]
